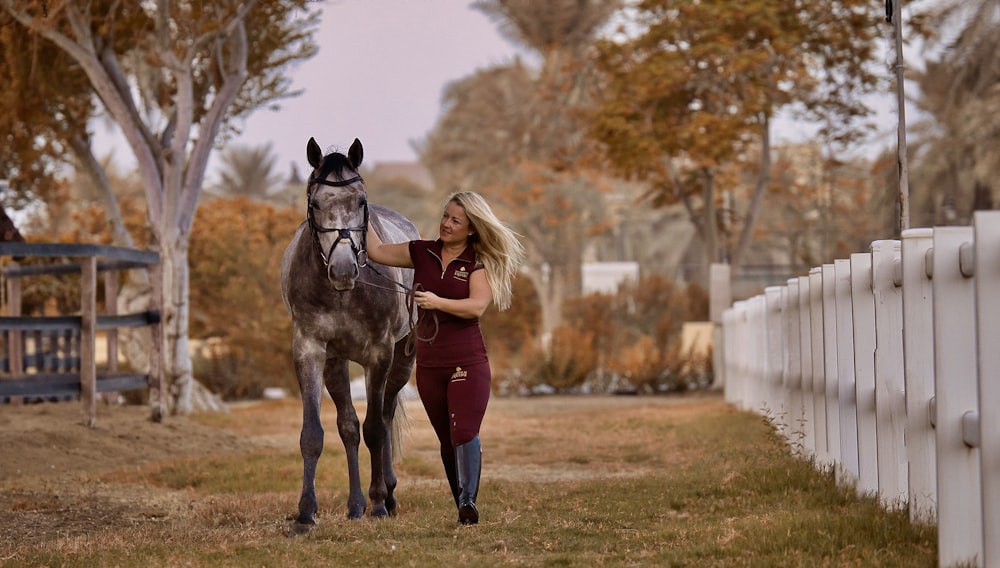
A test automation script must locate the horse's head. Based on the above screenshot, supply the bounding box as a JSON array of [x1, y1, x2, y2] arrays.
[[305, 137, 368, 291]]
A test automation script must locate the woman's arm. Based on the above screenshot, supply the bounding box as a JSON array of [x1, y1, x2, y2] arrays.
[[367, 223, 413, 268], [415, 270, 492, 319]]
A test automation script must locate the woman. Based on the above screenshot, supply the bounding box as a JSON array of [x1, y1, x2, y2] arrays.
[[367, 191, 525, 525]]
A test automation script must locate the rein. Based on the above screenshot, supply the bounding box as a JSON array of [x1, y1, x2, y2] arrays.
[[359, 269, 439, 355]]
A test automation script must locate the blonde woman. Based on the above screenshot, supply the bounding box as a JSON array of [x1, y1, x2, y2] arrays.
[[367, 191, 525, 525]]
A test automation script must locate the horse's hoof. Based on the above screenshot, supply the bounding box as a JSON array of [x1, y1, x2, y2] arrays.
[[386, 495, 398, 516], [370, 504, 389, 519], [347, 505, 366, 520]]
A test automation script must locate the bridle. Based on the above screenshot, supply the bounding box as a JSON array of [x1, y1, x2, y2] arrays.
[[307, 174, 369, 268], [305, 171, 438, 351]]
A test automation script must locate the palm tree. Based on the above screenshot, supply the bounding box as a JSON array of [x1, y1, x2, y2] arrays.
[[207, 143, 285, 202], [909, 0, 1000, 225], [420, 1, 621, 339]]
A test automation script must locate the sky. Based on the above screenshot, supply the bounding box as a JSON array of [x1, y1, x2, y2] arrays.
[[229, 0, 524, 178], [233, 0, 908, 174], [95, 0, 909, 181]]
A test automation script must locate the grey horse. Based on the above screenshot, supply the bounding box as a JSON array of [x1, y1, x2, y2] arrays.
[[280, 137, 418, 525]]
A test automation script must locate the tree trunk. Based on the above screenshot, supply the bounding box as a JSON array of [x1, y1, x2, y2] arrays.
[[730, 116, 772, 269], [700, 168, 719, 271], [118, 266, 226, 414], [524, 260, 575, 348], [160, 238, 195, 414]]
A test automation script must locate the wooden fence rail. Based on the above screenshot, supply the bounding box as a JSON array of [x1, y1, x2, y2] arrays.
[[0, 243, 164, 426], [720, 210, 1000, 568]]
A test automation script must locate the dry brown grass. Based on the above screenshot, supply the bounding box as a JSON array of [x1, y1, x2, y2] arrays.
[[0, 392, 936, 567]]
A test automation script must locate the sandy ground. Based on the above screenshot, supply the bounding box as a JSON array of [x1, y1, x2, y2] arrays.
[[0, 401, 277, 551], [0, 392, 726, 554]]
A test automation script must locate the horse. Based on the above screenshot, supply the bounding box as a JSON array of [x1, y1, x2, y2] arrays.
[[280, 137, 419, 526]]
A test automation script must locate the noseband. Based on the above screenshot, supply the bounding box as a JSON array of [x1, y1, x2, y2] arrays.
[[307, 174, 369, 268]]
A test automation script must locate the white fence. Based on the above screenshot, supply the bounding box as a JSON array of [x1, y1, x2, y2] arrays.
[[720, 211, 1000, 568]]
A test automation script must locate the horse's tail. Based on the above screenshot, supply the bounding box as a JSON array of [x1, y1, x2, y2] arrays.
[[390, 392, 409, 462]]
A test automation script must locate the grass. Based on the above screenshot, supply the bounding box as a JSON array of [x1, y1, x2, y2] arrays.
[[1, 393, 935, 567]]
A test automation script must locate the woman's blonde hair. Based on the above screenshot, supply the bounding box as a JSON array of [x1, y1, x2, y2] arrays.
[[448, 191, 525, 311]]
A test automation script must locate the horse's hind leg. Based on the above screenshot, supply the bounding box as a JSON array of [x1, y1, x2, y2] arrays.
[[324, 356, 366, 519]]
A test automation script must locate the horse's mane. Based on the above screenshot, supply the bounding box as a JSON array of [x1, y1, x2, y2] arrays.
[[313, 152, 357, 183]]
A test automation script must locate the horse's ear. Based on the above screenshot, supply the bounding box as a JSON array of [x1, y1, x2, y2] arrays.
[[348, 138, 364, 169], [306, 137, 323, 169]]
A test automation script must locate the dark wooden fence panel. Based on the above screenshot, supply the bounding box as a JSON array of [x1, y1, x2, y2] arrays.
[[0, 243, 164, 426]]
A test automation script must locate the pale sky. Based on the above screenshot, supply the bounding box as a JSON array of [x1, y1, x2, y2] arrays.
[[94, 0, 905, 181], [230, 0, 524, 178], [229, 0, 902, 177]]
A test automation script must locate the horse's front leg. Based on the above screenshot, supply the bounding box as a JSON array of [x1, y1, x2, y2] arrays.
[[382, 336, 416, 516], [363, 354, 394, 518], [324, 356, 366, 519], [294, 335, 326, 527]]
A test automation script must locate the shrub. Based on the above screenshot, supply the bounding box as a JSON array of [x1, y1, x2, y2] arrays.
[[511, 274, 712, 393]]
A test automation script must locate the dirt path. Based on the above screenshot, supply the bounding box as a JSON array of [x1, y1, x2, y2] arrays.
[[0, 393, 727, 555], [0, 401, 277, 551]]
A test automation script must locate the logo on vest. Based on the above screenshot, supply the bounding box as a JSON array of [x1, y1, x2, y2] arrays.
[[453, 266, 470, 282], [450, 366, 468, 381]]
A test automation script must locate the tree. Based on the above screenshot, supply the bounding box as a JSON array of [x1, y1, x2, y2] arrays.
[[188, 197, 300, 399], [907, 0, 1000, 226], [0, 10, 107, 226], [1, 0, 319, 414], [754, 142, 884, 270], [590, 0, 884, 278], [206, 143, 285, 202], [421, 0, 621, 339]]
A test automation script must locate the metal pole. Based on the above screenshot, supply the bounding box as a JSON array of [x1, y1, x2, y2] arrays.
[[892, 0, 910, 232]]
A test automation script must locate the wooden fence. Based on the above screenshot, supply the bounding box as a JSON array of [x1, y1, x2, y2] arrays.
[[0, 243, 164, 426], [720, 210, 1000, 568]]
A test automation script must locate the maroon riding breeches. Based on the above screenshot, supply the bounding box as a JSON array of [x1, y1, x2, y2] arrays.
[[416, 361, 491, 448]]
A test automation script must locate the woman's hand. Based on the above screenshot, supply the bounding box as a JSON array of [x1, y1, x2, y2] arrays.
[[414, 271, 492, 319], [414, 290, 438, 310]]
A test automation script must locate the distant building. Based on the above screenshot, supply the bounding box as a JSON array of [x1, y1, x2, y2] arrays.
[[582, 261, 639, 295]]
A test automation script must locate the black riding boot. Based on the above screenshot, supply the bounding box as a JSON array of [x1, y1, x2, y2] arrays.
[[441, 447, 460, 507], [455, 436, 482, 525]]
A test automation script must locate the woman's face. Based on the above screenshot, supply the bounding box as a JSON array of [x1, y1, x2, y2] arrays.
[[439, 201, 474, 247]]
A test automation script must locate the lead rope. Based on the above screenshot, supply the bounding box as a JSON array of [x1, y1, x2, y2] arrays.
[[362, 266, 439, 356]]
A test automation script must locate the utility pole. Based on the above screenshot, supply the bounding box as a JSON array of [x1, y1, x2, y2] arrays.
[[888, 0, 910, 232]]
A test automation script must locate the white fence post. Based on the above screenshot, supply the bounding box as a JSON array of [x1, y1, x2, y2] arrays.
[[784, 278, 805, 450], [974, 211, 1000, 567], [834, 259, 860, 485], [933, 226, 983, 567], [749, 295, 767, 412], [722, 306, 739, 406], [798, 275, 817, 460], [850, 252, 879, 499], [765, 287, 785, 420], [710, 263, 732, 392], [871, 240, 908, 510], [901, 228, 937, 525], [809, 267, 830, 465], [724, 301, 749, 409], [821, 264, 842, 472]]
